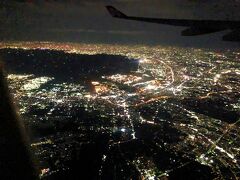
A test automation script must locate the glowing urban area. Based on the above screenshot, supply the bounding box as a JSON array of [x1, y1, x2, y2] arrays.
[[0, 42, 239, 179]]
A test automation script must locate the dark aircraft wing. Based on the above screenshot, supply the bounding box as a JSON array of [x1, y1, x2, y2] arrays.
[[106, 6, 240, 40], [0, 63, 37, 179]]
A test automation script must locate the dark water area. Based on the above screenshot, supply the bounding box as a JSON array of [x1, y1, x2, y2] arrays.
[[0, 48, 138, 82], [182, 97, 240, 123]]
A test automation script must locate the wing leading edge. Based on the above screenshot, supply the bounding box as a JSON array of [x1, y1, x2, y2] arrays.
[[106, 6, 240, 41]]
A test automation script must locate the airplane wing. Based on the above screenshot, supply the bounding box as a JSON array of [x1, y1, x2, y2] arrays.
[[0, 64, 37, 179], [106, 6, 240, 37]]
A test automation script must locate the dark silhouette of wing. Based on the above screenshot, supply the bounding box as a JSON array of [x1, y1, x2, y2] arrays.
[[106, 6, 240, 40], [0, 62, 38, 179]]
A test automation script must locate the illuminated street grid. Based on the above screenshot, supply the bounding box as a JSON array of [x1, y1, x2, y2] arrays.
[[0, 42, 240, 179]]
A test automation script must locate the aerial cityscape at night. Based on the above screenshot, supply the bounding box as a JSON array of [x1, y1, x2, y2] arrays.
[[0, 42, 239, 179]]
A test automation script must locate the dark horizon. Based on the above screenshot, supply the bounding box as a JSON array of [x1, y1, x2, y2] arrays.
[[1, 0, 240, 48]]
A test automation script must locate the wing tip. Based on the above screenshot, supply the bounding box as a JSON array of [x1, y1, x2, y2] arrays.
[[105, 5, 127, 18]]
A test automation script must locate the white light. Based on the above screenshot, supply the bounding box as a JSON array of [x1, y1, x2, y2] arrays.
[[120, 128, 126, 133], [145, 84, 156, 90]]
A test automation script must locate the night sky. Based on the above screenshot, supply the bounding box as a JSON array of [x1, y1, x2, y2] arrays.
[[1, 0, 240, 48]]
